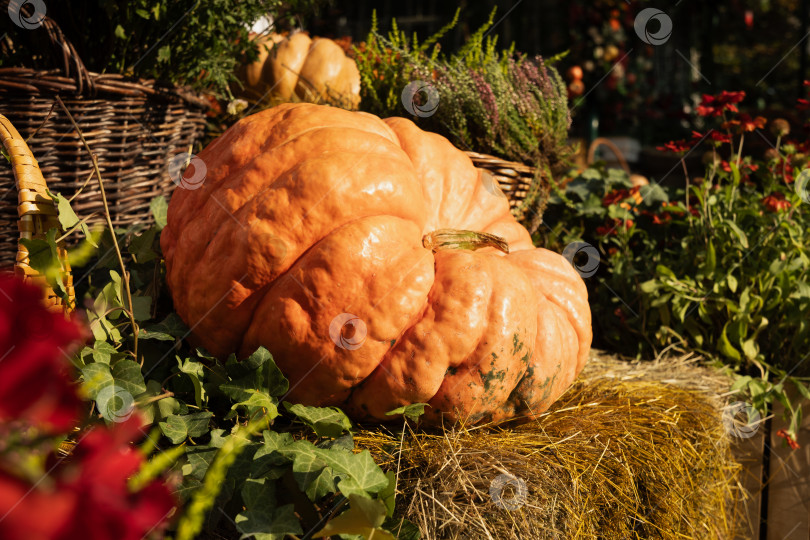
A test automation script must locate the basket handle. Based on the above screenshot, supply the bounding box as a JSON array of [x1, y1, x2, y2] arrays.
[[0, 113, 75, 315], [6, 0, 94, 94], [586, 137, 632, 175]]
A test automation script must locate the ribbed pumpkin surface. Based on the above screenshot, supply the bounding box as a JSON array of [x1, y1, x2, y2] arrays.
[[161, 103, 591, 424]]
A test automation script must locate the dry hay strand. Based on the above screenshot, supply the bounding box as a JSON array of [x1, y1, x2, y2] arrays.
[[356, 351, 743, 539]]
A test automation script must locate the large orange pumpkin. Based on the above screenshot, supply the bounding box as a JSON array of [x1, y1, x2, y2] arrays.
[[161, 103, 591, 424], [238, 32, 361, 108]]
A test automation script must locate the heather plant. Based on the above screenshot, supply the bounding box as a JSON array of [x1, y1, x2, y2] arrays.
[[354, 9, 573, 171]]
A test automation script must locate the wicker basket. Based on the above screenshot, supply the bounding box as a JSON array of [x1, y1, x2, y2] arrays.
[[464, 151, 551, 234], [0, 14, 208, 268], [0, 113, 73, 314]]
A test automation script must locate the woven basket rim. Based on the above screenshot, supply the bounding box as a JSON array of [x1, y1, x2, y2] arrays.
[[0, 67, 209, 109], [463, 150, 536, 174]]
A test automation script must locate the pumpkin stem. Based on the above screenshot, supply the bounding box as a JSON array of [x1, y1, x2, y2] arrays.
[[422, 229, 509, 254]]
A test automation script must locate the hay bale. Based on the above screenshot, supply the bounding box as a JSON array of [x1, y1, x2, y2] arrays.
[[357, 351, 743, 539]]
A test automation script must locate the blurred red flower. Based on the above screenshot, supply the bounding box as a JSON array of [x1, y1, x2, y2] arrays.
[[762, 192, 791, 212], [0, 417, 176, 540], [641, 209, 672, 225], [776, 428, 800, 450], [685, 130, 732, 147], [723, 114, 766, 133], [657, 139, 691, 153], [696, 91, 745, 117], [596, 218, 634, 236], [602, 186, 642, 207], [0, 275, 85, 432]]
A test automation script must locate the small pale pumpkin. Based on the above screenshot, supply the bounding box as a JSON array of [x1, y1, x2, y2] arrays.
[[161, 103, 591, 424], [238, 32, 360, 108]]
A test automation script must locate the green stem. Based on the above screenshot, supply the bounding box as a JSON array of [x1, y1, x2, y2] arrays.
[[56, 97, 139, 361], [681, 158, 690, 214], [422, 229, 510, 254]]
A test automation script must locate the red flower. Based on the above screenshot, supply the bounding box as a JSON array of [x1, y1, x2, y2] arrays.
[[602, 186, 642, 208], [797, 98, 810, 111], [776, 428, 800, 450], [595, 218, 634, 236], [687, 130, 732, 146], [762, 192, 791, 212], [0, 417, 177, 540], [0, 275, 85, 432], [203, 94, 222, 118], [641, 209, 672, 225], [657, 139, 691, 153], [696, 90, 745, 117], [603, 189, 630, 206], [709, 132, 731, 144], [724, 114, 767, 133]]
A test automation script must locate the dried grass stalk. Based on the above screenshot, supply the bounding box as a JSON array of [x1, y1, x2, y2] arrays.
[[357, 351, 743, 539]]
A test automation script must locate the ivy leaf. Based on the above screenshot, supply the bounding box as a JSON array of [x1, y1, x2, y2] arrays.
[[330, 451, 390, 498], [80, 362, 114, 399], [88, 311, 122, 343], [242, 477, 277, 509], [252, 431, 295, 479], [90, 341, 120, 364], [379, 471, 396, 517], [177, 357, 207, 408], [564, 179, 591, 201], [222, 348, 288, 403], [175, 476, 203, 502], [384, 403, 429, 422], [317, 432, 354, 452], [262, 351, 290, 397], [638, 183, 668, 205], [278, 441, 388, 498], [235, 504, 302, 540], [185, 446, 219, 481], [139, 328, 175, 341], [304, 467, 336, 501], [143, 313, 189, 340], [160, 412, 214, 444], [381, 517, 421, 540], [284, 403, 352, 438], [150, 196, 168, 230], [111, 359, 147, 396], [50, 191, 97, 247], [279, 440, 332, 493], [232, 391, 279, 420], [131, 295, 153, 322], [313, 494, 393, 539], [129, 227, 158, 264], [137, 379, 180, 424], [19, 229, 62, 283]]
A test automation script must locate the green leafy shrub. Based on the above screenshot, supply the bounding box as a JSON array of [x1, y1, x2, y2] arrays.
[[0, 0, 322, 97], [540, 90, 810, 439]]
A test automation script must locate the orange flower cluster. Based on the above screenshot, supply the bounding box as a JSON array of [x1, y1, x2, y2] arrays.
[[761, 192, 791, 212]]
